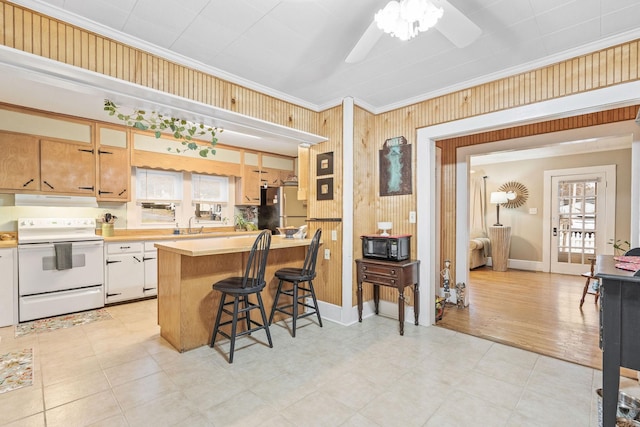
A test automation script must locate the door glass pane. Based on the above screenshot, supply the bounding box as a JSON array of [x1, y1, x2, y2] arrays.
[[556, 179, 598, 264]]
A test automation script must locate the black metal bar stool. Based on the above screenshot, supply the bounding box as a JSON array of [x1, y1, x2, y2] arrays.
[[269, 228, 322, 337], [210, 230, 272, 363]]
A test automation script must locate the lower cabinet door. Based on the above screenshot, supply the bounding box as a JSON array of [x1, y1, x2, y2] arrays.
[[143, 249, 157, 297], [105, 253, 144, 303]]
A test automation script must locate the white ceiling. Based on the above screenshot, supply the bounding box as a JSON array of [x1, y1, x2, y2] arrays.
[[3, 0, 640, 156]]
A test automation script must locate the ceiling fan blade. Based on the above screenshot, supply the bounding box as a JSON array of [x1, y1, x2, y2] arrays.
[[432, 0, 482, 48], [345, 20, 383, 64]]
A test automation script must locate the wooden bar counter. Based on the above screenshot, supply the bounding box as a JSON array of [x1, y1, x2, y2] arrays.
[[155, 235, 314, 352]]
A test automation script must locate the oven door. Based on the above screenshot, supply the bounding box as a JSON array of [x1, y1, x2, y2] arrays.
[[18, 240, 104, 295]]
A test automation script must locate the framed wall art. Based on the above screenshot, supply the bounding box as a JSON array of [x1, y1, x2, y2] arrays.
[[316, 152, 334, 176], [379, 137, 412, 196], [316, 177, 333, 200]]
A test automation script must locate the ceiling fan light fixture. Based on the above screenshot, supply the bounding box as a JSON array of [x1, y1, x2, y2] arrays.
[[375, 0, 444, 41]]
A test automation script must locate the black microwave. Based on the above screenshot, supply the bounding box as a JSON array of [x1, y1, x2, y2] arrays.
[[361, 235, 410, 261]]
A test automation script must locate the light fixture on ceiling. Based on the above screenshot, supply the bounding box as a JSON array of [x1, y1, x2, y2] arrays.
[[374, 0, 444, 41]]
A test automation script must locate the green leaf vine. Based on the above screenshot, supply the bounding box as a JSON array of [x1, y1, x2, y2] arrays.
[[104, 100, 220, 157]]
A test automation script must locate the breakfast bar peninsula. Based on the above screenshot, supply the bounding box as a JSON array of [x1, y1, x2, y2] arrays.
[[155, 234, 317, 352]]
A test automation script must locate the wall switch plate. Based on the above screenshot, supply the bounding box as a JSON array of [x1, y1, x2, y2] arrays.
[[331, 230, 337, 240], [529, 208, 538, 214], [409, 211, 416, 223], [324, 249, 330, 260]]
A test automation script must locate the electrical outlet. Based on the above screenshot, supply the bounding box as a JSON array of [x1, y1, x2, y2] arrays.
[[324, 248, 330, 260], [409, 211, 416, 223], [331, 230, 337, 240]]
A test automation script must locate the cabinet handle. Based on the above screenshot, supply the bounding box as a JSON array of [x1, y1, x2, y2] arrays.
[[362, 274, 367, 280], [362, 266, 368, 271], [391, 279, 396, 284], [98, 190, 113, 195], [43, 180, 54, 189], [78, 186, 94, 191], [106, 260, 121, 264], [118, 189, 127, 196], [106, 292, 122, 297], [120, 246, 131, 249], [390, 270, 396, 275], [78, 148, 95, 154], [133, 256, 141, 262], [143, 287, 156, 292], [143, 257, 156, 261], [98, 149, 113, 155], [22, 178, 34, 187]]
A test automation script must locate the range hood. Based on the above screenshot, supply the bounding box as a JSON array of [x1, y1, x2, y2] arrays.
[[15, 194, 99, 207]]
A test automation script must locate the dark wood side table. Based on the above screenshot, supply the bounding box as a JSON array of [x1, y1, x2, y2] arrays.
[[355, 258, 420, 335], [596, 255, 640, 427]]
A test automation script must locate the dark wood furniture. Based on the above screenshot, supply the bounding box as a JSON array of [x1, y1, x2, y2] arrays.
[[579, 257, 598, 308], [355, 258, 420, 335], [596, 255, 640, 427]]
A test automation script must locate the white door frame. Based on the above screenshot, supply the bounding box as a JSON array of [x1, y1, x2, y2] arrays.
[[543, 165, 617, 274], [416, 81, 640, 326]]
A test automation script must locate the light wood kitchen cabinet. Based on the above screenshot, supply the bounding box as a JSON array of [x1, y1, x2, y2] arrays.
[[236, 165, 262, 205], [0, 131, 40, 191], [260, 167, 284, 187], [40, 138, 95, 194], [97, 146, 130, 201]]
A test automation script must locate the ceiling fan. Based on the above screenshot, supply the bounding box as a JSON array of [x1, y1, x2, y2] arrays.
[[345, 0, 481, 63]]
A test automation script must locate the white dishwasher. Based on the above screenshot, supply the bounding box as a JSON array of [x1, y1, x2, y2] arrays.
[[0, 248, 18, 327]]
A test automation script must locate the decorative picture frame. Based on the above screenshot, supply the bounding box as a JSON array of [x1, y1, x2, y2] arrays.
[[316, 177, 333, 200], [316, 152, 334, 176], [379, 139, 412, 197]]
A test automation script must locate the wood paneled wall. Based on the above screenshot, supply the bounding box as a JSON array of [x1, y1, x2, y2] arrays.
[[0, 2, 319, 136], [308, 105, 344, 306], [372, 39, 640, 292]]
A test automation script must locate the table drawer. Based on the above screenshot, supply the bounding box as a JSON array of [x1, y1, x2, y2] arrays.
[[359, 263, 399, 277], [360, 272, 399, 286]]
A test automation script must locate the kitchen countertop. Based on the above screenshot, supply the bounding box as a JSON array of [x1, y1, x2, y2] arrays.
[[155, 234, 314, 257], [0, 240, 17, 249], [0, 232, 17, 248], [102, 230, 261, 243]]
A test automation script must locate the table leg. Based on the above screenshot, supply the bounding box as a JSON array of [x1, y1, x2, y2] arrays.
[[413, 282, 420, 325], [374, 284, 380, 315], [357, 280, 363, 322], [398, 288, 405, 336]]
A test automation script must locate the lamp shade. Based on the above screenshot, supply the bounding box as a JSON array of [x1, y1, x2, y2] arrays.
[[490, 191, 508, 204]]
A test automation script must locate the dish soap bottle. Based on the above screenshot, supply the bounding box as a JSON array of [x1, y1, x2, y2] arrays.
[[173, 222, 180, 235]]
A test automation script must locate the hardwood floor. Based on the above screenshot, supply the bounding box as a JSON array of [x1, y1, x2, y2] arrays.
[[436, 266, 603, 370]]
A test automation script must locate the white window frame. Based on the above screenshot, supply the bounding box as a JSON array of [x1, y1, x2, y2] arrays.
[[189, 173, 230, 225], [133, 168, 183, 227]]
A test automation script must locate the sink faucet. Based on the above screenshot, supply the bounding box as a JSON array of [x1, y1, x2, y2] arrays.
[[188, 216, 203, 234]]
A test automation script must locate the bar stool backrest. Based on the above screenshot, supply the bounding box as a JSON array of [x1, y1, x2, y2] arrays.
[[624, 247, 640, 256], [241, 230, 271, 289], [301, 228, 322, 278]]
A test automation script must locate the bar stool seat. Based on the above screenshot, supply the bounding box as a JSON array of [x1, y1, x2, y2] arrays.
[[269, 228, 322, 337], [210, 230, 272, 363]]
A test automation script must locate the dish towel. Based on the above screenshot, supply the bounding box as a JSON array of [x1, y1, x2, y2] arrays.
[[54, 243, 73, 270]]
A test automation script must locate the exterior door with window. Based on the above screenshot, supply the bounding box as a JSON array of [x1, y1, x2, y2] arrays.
[[547, 166, 616, 275]]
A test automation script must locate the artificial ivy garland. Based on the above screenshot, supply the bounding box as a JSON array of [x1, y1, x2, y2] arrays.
[[104, 100, 220, 157]]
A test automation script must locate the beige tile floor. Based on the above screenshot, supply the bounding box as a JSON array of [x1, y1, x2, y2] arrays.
[[0, 299, 637, 427]]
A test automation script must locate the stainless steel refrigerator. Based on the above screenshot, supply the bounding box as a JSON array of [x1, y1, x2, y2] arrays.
[[258, 186, 307, 234]]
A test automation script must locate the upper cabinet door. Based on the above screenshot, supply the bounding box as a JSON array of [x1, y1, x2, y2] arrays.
[[97, 146, 130, 201], [0, 131, 40, 191], [40, 139, 96, 194]]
